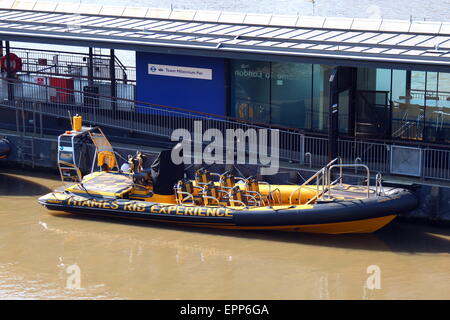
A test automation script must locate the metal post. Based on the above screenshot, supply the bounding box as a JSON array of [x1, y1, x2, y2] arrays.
[[33, 102, 36, 135], [39, 102, 43, 137], [5, 41, 14, 101], [328, 68, 339, 162], [110, 49, 117, 113], [406, 70, 412, 97], [88, 47, 94, 87]]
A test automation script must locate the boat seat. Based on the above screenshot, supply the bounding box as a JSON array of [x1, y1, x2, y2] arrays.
[[229, 186, 260, 207], [174, 179, 203, 205], [245, 176, 281, 206], [195, 168, 220, 187], [195, 168, 211, 186], [245, 176, 267, 206], [220, 171, 236, 190], [202, 182, 229, 206], [132, 169, 152, 187]]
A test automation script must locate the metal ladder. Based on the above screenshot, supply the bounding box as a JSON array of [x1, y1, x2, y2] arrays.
[[20, 137, 35, 168], [14, 100, 41, 168], [57, 133, 83, 183]]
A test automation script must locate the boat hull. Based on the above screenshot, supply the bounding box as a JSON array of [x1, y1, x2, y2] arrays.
[[38, 188, 417, 234]]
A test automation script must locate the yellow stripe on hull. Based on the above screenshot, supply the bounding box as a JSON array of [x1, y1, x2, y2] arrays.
[[62, 211, 395, 234], [182, 214, 397, 234]]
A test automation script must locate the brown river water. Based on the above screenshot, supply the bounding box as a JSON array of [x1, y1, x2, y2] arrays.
[[0, 169, 449, 300]]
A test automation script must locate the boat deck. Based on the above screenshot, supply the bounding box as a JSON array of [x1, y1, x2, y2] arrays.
[[66, 171, 134, 197]]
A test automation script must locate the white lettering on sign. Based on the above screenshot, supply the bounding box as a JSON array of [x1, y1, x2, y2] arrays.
[[148, 64, 212, 80]]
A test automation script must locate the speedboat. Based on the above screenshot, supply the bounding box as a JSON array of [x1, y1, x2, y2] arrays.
[[38, 116, 418, 234]]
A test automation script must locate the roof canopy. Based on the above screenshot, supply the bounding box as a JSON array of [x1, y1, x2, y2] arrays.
[[1, 1, 450, 68]]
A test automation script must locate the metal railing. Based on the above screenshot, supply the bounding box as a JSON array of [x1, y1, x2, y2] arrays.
[[10, 47, 135, 83], [327, 163, 371, 199], [338, 139, 390, 173], [0, 77, 307, 164], [422, 148, 450, 181], [411, 89, 450, 102]]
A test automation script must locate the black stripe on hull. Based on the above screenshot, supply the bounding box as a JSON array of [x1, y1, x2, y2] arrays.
[[43, 203, 235, 225]]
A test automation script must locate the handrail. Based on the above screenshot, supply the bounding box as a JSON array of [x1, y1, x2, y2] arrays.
[[304, 152, 312, 168], [354, 157, 362, 173], [114, 55, 128, 71], [0, 76, 309, 134], [290, 161, 373, 205], [288, 157, 340, 205]]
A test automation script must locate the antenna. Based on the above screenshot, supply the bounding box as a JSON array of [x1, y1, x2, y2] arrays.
[[68, 110, 72, 128]]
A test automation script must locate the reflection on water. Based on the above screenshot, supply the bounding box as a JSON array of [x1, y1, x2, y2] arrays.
[[0, 173, 52, 196], [0, 169, 449, 299]]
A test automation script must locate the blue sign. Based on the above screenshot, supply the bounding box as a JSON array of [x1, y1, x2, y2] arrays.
[[136, 52, 226, 116]]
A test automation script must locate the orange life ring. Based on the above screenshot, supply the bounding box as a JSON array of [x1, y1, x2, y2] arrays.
[[97, 151, 116, 170]]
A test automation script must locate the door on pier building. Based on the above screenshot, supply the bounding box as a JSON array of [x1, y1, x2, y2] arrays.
[[330, 66, 357, 135], [354, 68, 391, 138]]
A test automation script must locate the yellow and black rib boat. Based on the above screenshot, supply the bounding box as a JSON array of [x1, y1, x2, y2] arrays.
[[38, 117, 418, 234]]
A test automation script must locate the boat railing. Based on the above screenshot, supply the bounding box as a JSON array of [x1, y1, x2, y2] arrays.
[[175, 191, 197, 205], [289, 157, 340, 205], [327, 164, 371, 199], [289, 158, 380, 205]]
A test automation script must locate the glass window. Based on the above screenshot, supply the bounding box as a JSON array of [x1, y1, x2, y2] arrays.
[[391, 70, 424, 140], [312, 64, 333, 132], [270, 62, 312, 129], [426, 72, 438, 97], [411, 70, 426, 100], [376, 69, 391, 94], [438, 72, 450, 96], [391, 69, 407, 101], [424, 72, 450, 142], [230, 60, 270, 122], [437, 72, 450, 141], [424, 71, 438, 140], [230, 60, 314, 129]]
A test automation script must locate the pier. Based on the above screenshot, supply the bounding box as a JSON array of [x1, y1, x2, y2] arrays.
[[0, 1, 450, 223]]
